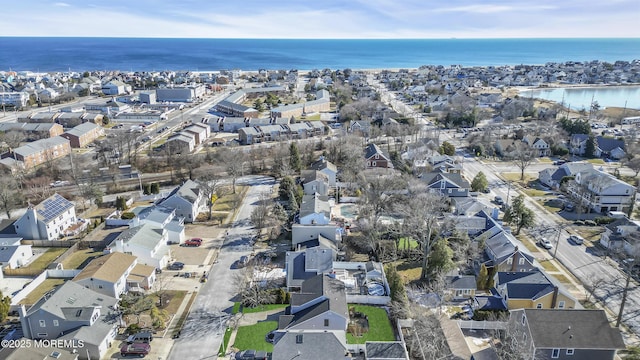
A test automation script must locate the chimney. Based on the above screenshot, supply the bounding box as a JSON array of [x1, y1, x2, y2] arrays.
[[551, 286, 559, 308], [511, 246, 519, 272]]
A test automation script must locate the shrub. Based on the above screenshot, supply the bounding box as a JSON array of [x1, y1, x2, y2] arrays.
[[584, 220, 597, 226], [121, 212, 135, 220], [594, 217, 615, 225], [126, 324, 141, 334]]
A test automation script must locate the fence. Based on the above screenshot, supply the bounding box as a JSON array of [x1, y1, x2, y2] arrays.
[[346, 294, 391, 305], [456, 320, 507, 330], [21, 240, 75, 247]]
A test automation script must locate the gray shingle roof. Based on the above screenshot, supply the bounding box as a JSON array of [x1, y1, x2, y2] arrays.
[[445, 275, 477, 290], [365, 143, 390, 161], [35, 193, 74, 223], [518, 309, 625, 350], [497, 271, 554, 300], [272, 332, 346, 360], [63, 122, 100, 137], [366, 341, 408, 360], [299, 194, 330, 218]]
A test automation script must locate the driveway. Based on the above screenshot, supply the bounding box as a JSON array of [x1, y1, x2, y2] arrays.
[[168, 175, 276, 360]]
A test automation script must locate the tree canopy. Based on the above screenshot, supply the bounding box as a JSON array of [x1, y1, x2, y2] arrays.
[[471, 171, 488, 192], [503, 195, 535, 235]]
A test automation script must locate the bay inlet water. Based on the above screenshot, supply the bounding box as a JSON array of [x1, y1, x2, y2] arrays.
[[519, 86, 640, 110], [0, 37, 639, 72]]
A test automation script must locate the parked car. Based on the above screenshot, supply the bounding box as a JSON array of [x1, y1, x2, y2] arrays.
[[126, 331, 153, 344], [568, 234, 584, 245], [183, 238, 203, 247], [120, 343, 150, 357], [494, 196, 504, 205], [564, 203, 575, 212], [538, 238, 553, 249], [167, 262, 185, 270]]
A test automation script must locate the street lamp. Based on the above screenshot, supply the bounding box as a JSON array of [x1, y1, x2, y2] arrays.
[[138, 173, 143, 195]]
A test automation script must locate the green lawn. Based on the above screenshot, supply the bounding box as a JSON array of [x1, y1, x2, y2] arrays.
[[233, 321, 277, 352], [61, 249, 103, 270], [20, 278, 66, 305], [218, 328, 233, 356], [232, 302, 241, 315], [397, 237, 419, 250], [586, 159, 606, 165], [26, 248, 67, 271], [242, 304, 287, 314], [346, 305, 395, 344], [524, 189, 549, 197], [539, 260, 559, 272]]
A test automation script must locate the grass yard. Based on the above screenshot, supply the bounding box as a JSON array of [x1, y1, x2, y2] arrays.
[[397, 237, 419, 250], [514, 234, 540, 254], [218, 328, 233, 356], [61, 249, 103, 270], [157, 290, 187, 316], [524, 189, 549, 197], [537, 157, 554, 164], [242, 304, 287, 314], [586, 159, 606, 165], [346, 305, 395, 344], [20, 278, 66, 305], [212, 187, 246, 212], [538, 260, 559, 273], [232, 321, 277, 352], [395, 261, 422, 283], [303, 113, 322, 120], [232, 302, 241, 315], [574, 227, 603, 242], [501, 172, 537, 184], [27, 248, 67, 271]]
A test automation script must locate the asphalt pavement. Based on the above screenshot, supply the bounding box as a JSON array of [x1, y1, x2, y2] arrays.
[[167, 175, 275, 360]]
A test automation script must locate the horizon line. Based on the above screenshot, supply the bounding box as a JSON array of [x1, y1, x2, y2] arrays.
[[1, 36, 640, 40]]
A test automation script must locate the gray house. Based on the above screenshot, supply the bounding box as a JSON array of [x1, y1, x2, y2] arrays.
[[309, 158, 338, 187], [19, 281, 119, 360], [271, 332, 348, 360], [507, 309, 625, 359], [300, 170, 330, 196], [421, 172, 470, 197], [158, 179, 204, 223]]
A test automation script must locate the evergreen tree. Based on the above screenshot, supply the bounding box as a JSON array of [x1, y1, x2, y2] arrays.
[[503, 195, 535, 235], [0, 291, 10, 322], [289, 143, 301, 173], [585, 134, 597, 158], [471, 171, 489, 192], [477, 263, 490, 290]]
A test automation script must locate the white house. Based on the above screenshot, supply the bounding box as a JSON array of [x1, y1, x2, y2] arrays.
[[108, 224, 171, 269], [158, 180, 205, 223], [308, 158, 338, 187], [167, 133, 196, 154], [300, 170, 330, 196], [14, 194, 76, 240], [299, 194, 332, 225], [135, 205, 186, 244], [72, 252, 139, 299], [0, 239, 32, 269], [292, 224, 341, 250], [599, 217, 640, 255], [101, 80, 130, 95], [568, 168, 636, 213], [522, 136, 550, 157], [183, 123, 210, 145]]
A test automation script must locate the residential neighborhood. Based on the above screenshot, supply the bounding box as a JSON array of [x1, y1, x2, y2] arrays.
[[0, 61, 639, 360]]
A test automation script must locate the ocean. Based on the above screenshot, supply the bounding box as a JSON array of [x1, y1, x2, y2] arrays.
[[0, 38, 639, 72]]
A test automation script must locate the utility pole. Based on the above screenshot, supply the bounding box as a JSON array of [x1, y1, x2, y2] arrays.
[[616, 270, 631, 328]]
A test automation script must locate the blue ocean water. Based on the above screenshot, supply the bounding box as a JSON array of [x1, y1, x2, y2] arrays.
[[0, 37, 638, 72]]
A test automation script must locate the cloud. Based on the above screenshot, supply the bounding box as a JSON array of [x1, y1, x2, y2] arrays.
[[433, 4, 556, 14], [54, 2, 71, 6]]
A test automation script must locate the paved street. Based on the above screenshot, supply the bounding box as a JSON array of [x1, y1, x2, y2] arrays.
[[168, 175, 275, 360]]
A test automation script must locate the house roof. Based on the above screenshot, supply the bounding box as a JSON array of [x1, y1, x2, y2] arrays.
[[162, 179, 201, 205], [26, 281, 118, 320], [0, 343, 80, 360], [497, 271, 555, 300], [128, 263, 156, 283], [421, 172, 470, 189], [0, 244, 28, 262], [271, 332, 346, 360], [299, 193, 330, 219], [445, 275, 477, 290], [309, 158, 337, 173], [13, 136, 70, 157], [484, 231, 534, 266], [33, 193, 74, 224], [283, 275, 348, 329], [473, 295, 507, 311], [300, 170, 329, 185], [73, 252, 136, 283], [63, 122, 100, 137], [365, 341, 408, 360], [517, 309, 625, 350], [112, 224, 164, 250], [365, 143, 390, 161]]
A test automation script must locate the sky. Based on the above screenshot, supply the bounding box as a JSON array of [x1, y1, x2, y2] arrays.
[[3, 0, 639, 39]]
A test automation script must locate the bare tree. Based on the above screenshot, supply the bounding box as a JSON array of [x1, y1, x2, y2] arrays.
[[250, 192, 272, 230], [23, 176, 53, 203], [512, 142, 536, 181], [219, 146, 246, 194], [396, 184, 448, 281], [233, 264, 277, 309], [389, 300, 451, 360], [195, 169, 222, 220], [0, 178, 23, 219]]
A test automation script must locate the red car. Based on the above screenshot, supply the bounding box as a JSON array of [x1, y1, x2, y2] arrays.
[[120, 342, 150, 357], [183, 238, 203, 247]]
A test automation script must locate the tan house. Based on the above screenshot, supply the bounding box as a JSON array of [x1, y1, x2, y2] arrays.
[[61, 122, 104, 148], [73, 252, 140, 299], [494, 270, 577, 310], [2, 136, 71, 170], [0, 122, 64, 140]]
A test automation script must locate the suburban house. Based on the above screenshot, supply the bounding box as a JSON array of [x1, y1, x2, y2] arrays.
[[285, 237, 338, 290], [108, 223, 171, 269], [569, 134, 626, 159], [567, 167, 636, 213], [538, 162, 593, 189], [270, 89, 331, 118], [19, 281, 120, 360], [292, 224, 341, 250], [135, 205, 186, 245], [0, 136, 71, 170], [309, 158, 338, 187], [0, 239, 32, 269], [272, 332, 348, 360], [238, 126, 263, 145], [299, 194, 332, 225], [300, 170, 330, 196], [101, 80, 131, 95], [481, 231, 537, 273], [0, 122, 64, 140], [183, 122, 210, 145], [599, 217, 640, 255], [427, 155, 462, 174], [420, 172, 470, 198], [522, 136, 550, 157], [444, 274, 477, 301], [158, 180, 205, 223], [277, 275, 349, 345], [365, 143, 393, 169], [73, 252, 155, 299], [60, 122, 104, 148], [494, 270, 577, 310], [349, 120, 372, 136], [365, 341, 409, 360], [14, 193, 77, 241], [166, 133, 196, 154], [506, 309, 625, 359]]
